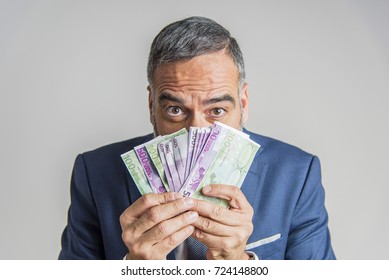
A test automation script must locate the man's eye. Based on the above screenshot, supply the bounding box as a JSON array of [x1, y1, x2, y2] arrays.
[[209, 108, 226, 117], [166, 106, 184, 116]]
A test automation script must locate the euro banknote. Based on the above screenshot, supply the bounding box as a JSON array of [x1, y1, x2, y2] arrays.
[[121, 122, 260, 206]]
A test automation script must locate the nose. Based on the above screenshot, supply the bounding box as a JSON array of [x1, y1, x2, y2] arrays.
[[187, 112, 212, 129]]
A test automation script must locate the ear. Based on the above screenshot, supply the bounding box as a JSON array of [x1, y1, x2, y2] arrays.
[[240, 83, 249, 124], [147, 85, 155, 126]]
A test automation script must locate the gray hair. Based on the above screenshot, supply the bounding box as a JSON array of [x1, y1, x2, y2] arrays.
[[147, 16, 245, 87]]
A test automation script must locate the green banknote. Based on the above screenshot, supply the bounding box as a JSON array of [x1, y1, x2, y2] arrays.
[[121, 150, 153, 195], [145, 128, 187, 192], [190, 129, 260, 207]]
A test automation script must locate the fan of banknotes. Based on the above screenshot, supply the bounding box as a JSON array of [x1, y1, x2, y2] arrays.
[[121, 122, 260, 207]]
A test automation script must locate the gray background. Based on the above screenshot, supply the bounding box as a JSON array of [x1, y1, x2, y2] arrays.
[[1, 0, 388, 259]]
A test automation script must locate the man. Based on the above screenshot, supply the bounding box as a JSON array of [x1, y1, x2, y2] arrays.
[[59, 16, 335, 260]]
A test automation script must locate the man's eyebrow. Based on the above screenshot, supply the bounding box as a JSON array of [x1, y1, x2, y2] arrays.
[[158, 92, 185, 104], [203, 94, 236, 107]]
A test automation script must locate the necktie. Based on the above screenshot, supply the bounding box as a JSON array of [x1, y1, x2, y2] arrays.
[[186, 236, 207, 260]]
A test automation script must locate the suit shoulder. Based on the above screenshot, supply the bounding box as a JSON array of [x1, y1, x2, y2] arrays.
[[81, 133, 154, 162], [244, 129, 315, 166]]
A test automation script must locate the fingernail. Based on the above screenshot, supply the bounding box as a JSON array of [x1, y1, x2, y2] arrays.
[[184, 197, 194, 207], [202, 186, 211, 194]]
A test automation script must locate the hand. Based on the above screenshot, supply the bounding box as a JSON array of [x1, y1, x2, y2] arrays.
[[120, 192, 198, 259], [190, 185, 254, 260]]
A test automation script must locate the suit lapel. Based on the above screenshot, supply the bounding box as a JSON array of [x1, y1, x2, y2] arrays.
[[241, 148, 267, 211]]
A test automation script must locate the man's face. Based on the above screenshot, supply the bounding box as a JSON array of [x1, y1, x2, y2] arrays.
[[148, 51, 249, 136]]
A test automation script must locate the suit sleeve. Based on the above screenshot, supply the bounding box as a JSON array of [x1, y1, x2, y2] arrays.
[[58, 154, 104, 259], [285, 156, 336, 259]]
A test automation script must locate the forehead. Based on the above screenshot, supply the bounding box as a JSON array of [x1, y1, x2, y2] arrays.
[[152, 52, 239, 90]]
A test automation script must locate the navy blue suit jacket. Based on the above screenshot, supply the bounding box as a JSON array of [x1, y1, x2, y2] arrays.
[[59, 130, 335, 259]]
